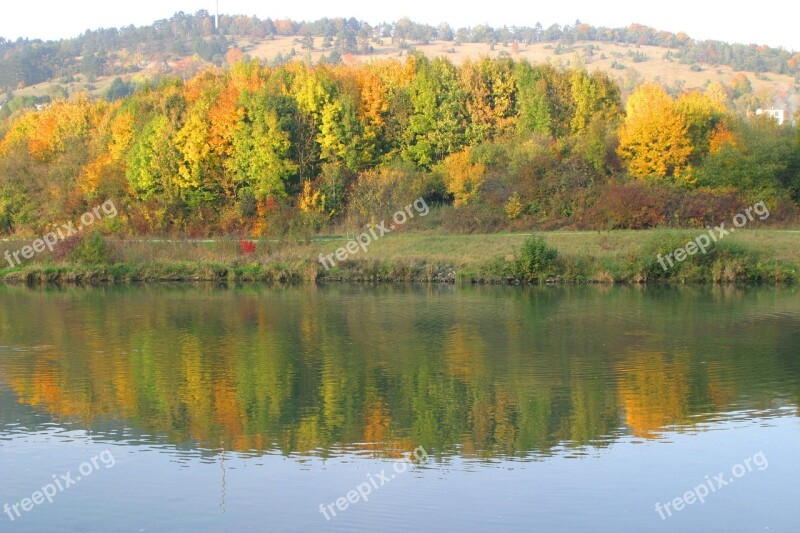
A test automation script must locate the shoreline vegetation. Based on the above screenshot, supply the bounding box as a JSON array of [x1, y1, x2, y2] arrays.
[[1, 230, 797, 285]]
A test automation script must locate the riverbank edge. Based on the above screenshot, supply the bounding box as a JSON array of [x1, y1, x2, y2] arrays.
[[0, 255, 797, 285]]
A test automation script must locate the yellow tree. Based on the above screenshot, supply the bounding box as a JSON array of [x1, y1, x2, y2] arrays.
[[675, 91, 726, 162], [297, 180, 325, 213], [460, 57, 517, 142], [704, 81, 729, 108], [3, 95, 98, 161], [80, 107, 133, 198], [441, 148, 485, 206], [174, 99, 213, 190], [617, 84, 692, 183]]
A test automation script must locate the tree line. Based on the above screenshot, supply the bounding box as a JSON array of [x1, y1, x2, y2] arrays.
[[0, 55, 798, 236]]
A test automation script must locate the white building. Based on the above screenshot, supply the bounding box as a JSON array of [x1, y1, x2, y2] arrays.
[[755, 108, 786, 125]]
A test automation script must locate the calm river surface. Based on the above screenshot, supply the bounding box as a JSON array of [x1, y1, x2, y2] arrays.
[[1, 284, 798, 532]]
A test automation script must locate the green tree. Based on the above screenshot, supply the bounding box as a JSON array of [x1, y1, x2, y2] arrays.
[[402, 55, 468, 168], [126, 113, 180, 198], [513, 62, 554, 136], [226, 90, 297, 200]]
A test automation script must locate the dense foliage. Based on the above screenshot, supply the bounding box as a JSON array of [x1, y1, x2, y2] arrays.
[[0, 55, 798, 236]]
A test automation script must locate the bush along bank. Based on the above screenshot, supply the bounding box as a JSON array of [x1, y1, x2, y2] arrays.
[[458, 234, 797, 285]]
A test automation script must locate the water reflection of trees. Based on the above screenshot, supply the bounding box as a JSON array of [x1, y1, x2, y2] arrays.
[[0, 284, 797, 458]]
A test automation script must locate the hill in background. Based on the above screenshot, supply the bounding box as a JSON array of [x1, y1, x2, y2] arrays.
[[1, 12, 798, 119]]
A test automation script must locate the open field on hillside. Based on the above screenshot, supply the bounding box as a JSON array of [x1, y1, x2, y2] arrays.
[[239, 36, 798, 92], [12, 36, 798, 101]]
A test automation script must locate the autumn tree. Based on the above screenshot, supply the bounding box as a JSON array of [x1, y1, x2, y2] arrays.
[[513, 62, 553, 136], [126, 113, 181, 199], [226, 89, 297, 200], [439, 148, 485, 206], [461, 57, 517, 143], [569, 69, 621, 135], [402, 55, 468, 168], [617, 83, 693, 183], [675, 91, 726, 163]]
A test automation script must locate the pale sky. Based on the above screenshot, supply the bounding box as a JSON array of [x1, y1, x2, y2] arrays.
[[1, 0, 798, 51]]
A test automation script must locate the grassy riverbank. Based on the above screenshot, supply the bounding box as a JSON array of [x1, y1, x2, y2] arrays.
[[1, 229, 798, 284]]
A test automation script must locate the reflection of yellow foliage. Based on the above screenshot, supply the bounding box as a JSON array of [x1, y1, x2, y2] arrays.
[[294, 414, 321, 453], [322, 360, 346, 429], [707, 367, 736, 407], [494, 390, 516, 451], [618, 352, 689, 438], [445, 326, 487, 380], [470, 391, 495, 447], [112, 364, 137, 417], [179, 337, 213, 438], [0, 291, 764, 459]]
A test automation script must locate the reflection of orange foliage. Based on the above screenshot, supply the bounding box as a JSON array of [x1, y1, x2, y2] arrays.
[[30, 364, 62, 407], [618, 352, 688, 438], [362, 396, 419, 459], [214, 380, 243, 436], [363, 399, 390, 449], [0, 292, 757, 460], [10, 357, 91, 423]]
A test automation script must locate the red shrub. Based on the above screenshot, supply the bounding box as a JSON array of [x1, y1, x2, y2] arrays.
[[239, 239, 256, 254], [586, 182, 676, 229], [673, 189, 745, 227]]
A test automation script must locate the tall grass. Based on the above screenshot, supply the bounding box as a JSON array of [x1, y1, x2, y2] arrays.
[[1, 230, 797, 284]]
